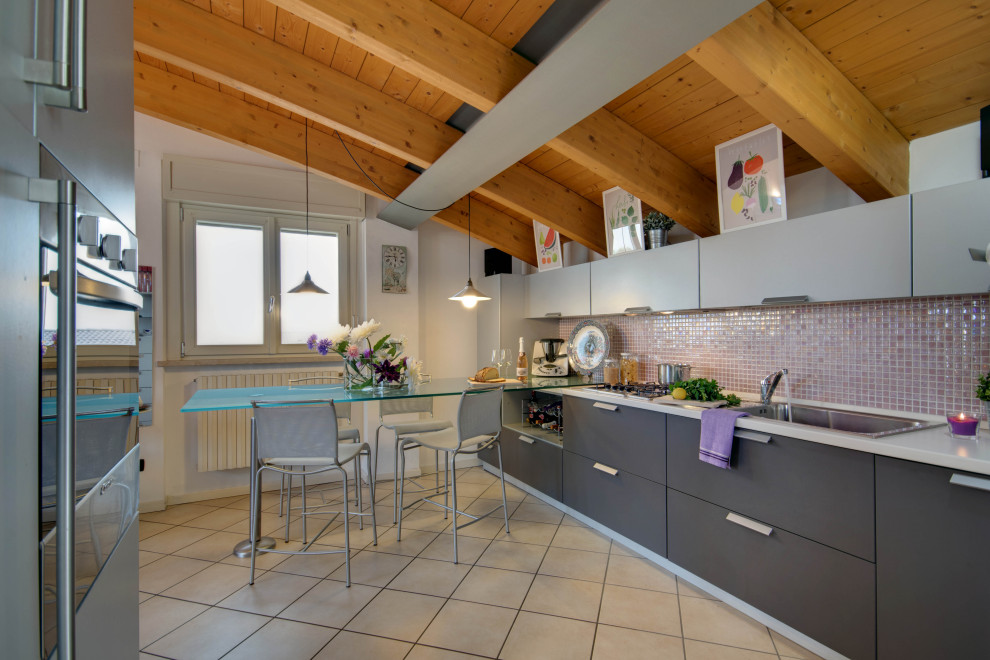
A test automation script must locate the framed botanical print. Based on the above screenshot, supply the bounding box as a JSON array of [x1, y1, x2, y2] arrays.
[[715, 124, 787, 232], [382, 244, 407, 293], [602, 186, 645, 257]]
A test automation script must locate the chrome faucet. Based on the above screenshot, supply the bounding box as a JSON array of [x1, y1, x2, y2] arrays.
[[760, 369, 787, 405]]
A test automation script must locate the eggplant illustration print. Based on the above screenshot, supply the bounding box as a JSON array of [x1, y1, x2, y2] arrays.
[[727, 159, 744, 190]]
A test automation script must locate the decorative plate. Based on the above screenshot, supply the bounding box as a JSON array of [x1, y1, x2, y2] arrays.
[[567, 320, 610, 376]]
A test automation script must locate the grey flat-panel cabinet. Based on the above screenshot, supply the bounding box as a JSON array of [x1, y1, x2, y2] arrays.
[[667, 416, 875, 560], [565, 396, 666, 484], [590, 241, 700, 314], [912, 177, 990, 296], [480, 426, 563, 501], [876, 456, 990, 659], [524, 263, 591, 318], [668, 489, 876, 660]]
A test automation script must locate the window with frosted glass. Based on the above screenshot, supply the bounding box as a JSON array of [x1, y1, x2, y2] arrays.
[[195, 223, 264, 345], [280, 228, 339, 344]]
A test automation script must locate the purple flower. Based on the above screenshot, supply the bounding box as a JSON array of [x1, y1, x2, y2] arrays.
[[373, 359, 401, 384], [316, 338, 332, 356], [362, 348, 373, 359], [306, 334, 318, 350]]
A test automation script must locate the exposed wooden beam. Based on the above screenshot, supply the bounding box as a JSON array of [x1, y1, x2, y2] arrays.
[[133, 61, 537, 265], [268, 0, 720, 237], [135, 0, 604, 255], [688, 1, 909, 200]]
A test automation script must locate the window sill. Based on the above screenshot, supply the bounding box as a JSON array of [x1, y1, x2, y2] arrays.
[[158, 354, 342, 369]]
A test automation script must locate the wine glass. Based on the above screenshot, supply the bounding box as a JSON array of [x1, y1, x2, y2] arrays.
[[500, 348, 509, 378], [491, 348, 499, 370]]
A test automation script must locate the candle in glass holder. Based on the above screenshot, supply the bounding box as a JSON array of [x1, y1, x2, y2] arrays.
[[946, 412, 979, 437]]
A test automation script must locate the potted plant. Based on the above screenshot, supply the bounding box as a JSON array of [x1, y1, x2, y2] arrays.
[[977, 368, 990, 423], [643, 210, 675, 249]]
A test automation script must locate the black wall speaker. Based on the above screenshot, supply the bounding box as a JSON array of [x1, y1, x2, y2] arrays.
[[484, 248, 512, 276], [982, 104, 989, 178]]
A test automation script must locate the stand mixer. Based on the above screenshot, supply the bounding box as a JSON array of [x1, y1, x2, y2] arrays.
[[532, 338, 569, 377]]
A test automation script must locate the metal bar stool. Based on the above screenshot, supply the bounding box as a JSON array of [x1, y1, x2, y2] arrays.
[[249, 399, 376, 586], [396, 386, 509, 564]]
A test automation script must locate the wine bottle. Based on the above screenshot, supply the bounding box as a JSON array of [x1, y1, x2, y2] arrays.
[[516, 336, 528, 379]]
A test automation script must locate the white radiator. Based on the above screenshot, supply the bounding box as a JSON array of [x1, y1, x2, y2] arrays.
[[195, 370, 342, 471]]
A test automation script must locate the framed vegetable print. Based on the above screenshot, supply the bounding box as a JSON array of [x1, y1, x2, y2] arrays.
[[382, 244, 407, 293], [533, 219, 563, 272], [715, 124, 787, 232], [602, 186, 645, 257]]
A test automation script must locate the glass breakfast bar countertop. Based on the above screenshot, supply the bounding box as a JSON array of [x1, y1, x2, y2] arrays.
[[180, 375, 592, 412]]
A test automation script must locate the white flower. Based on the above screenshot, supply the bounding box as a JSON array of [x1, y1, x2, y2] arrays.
[[327, 324, 351, 345], [349, 319, 381, 343], [405, 357, 422, 380]]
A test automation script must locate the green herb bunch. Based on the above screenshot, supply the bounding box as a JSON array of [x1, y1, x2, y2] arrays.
[[977, 369, 990, 402], [670, 378, 742, 407], [644, 210, 675, 232]]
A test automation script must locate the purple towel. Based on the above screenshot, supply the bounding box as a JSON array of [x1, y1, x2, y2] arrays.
[[699, 409, 750, 469]]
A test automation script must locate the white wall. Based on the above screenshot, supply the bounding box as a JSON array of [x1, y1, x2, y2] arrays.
[[910, 121, 982, 193]]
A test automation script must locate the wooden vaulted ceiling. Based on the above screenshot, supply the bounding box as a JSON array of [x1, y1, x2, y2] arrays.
[[133, 0, 990, 266]]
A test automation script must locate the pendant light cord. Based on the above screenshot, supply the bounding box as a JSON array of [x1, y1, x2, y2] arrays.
[[467, 195, 472, 277], [304, 122, 311, 269]]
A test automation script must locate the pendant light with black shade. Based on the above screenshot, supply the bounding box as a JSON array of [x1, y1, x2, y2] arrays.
[[288, 122, 329, 294], [448, 195, 490, 308]]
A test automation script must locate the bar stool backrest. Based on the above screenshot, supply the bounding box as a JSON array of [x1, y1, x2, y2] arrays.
[[252, 400, 340, 461], [380, 397, 436, 419], [287, 376, 352, 422], [41, 408, 135, 493], [456, 387, 503, 450]]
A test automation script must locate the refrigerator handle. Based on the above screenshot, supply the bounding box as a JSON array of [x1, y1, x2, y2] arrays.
[[22, 0, 87, 111]]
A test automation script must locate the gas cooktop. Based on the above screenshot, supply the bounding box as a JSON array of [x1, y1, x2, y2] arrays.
[[586, 382, 670, 400]]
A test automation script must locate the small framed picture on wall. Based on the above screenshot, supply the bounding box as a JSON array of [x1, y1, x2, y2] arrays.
[[382, 245, 407, 293], [715, 124, 787, 232]]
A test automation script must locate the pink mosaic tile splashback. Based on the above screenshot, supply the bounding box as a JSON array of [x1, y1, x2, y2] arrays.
[[559, 294, 990, 417]]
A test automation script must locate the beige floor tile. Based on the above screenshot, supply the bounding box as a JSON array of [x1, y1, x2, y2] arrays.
[[551, 524, 612, 553], [183, 507, 249, 531], [452, 565, 534, 610], [219, 541, 300, 571], [560, 514, 591, 528], [677, 576, 718, 600], [449, 479, 495, 498], [493, 519, 558, 546], [680, 597, 776, 654], [609, 540, 642, 557], [407, 644, 488, 660], [522, 574, 603, 622], [770, 629, 824, 659], [139, 555, 214, 593], [219, 571, 320, 616], [593, 624, 686, 660], [138, 596, 208, 648], [194, 494, 247, 507], [138, 550, 166, 567], [499, 611, 596, 660], [481, 481, 527, 502], [222, 511, 300, 537], [449, 514, 507, 540], [477, 540, 547, 573], [143, 607, 269, 660], [227, 492, 282, 511], [328, 549, 413, 586], [421, 538, 490, 570], [308, 520, 383, 551], [139, 525, 215, 555], [269, 548, 347, 579], [162, 563, 253, 605], [400, 507, 454, 533], [312, 630, 411, 660], [388, 557, 471, 597], [173, 531, 248, 562], [139, 591, 155, 604], [420, 599, 517, 657], [684, 639, 779, 660], [279, 579, 380, 629], [463, 496, 518, 518], [223, 618, 337, 660], [510, 502, 564, 524], [607, 554, 678, 593], [345, 588, 446, 642], [599, 584, 682, 636], [141, 503, 218, 526], [370, 527, 441, 556], [454, 467, 498, 485], [538, 546, 609, 582], [138, 521, 173, 541]]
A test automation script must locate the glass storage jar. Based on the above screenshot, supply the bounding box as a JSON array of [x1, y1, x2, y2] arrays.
[[602, 358, 620, 385], [619, 353, 638, 384]]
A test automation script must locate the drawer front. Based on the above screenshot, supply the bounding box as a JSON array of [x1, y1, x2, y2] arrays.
[[565, 395, 666, 484], [668, 489, 876, 660], [480, 428, 563, 501], [563, 451, 666, 556], [667, 415, 875, 561]]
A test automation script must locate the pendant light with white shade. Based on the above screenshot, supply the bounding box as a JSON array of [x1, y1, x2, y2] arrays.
[[448, 195, 490, 308], [288, 122, 329, 294]]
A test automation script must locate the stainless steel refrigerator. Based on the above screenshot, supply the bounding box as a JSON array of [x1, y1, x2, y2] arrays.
[[1, 0, 140, 657]]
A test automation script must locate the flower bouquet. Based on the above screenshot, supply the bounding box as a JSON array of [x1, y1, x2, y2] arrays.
[[308, 319, 420, 390]]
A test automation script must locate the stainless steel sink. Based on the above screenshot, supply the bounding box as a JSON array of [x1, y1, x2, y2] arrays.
[[736, 403, 941, 438]]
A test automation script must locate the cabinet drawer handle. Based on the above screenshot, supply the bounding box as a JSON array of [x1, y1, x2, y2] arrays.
[[593, 402, 618, 411], [593, 462, 618, 476], [949, 473, 990, 493], [544, 312, 562, 317], [734, 430, 771, 444], [725, 512, 773, 536], [519, 435, 536, 445]]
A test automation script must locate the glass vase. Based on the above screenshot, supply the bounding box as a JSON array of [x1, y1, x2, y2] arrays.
[[342, 360, 375, 390]]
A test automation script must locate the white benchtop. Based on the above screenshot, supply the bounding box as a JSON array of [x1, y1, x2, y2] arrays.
[[559, 387, 990, 477]]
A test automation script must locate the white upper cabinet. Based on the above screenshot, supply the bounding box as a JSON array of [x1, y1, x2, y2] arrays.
[[912, 177, 990, 296], [700, 196, 912, 308], [590, 241, 699, 314], [525, 263, 591, 318]]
